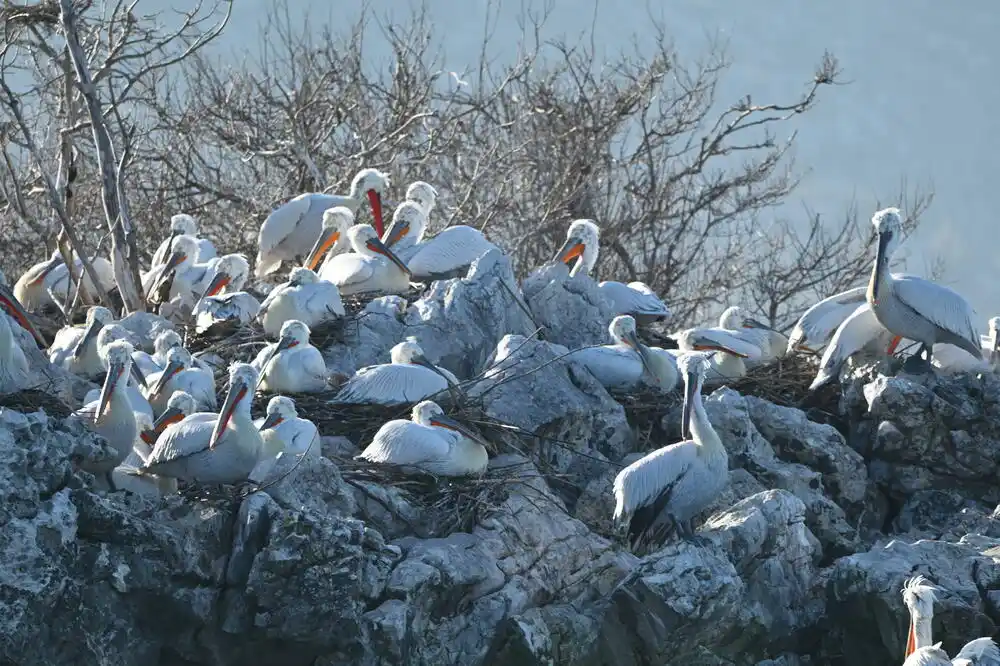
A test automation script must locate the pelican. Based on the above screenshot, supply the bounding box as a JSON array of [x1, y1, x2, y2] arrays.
[[552, 219, 671, 325], [143, 234, 214, 313], [192, 254, 260, 335], [902, 575, 1000, 665], [249, 396, 319, 483], [142, 363, 264, 484], [808, 303, 900, 391], [869, 208, 982, 373], [14, 251, 63, 311], [787, 286, 868, 354], [146, 346, 217, 414], [404, 180, 438, 218], [569, 315, 657, 391], [301, 206, 354, 273], [313, 224, 412, 296], [150, 214, 217, 268], [612, 352, 728, 548], [356, 400, 491, 477], [251, 320, 329, 394], [45, 255, 115, 314], [110, 412, 179, 497], [257, 267, 344, 338], [131, 329, 212, 376], [381, 201, 499, 280], [675, 327, 762, 386], [77, 341, 139, 480], [931, 317, 1000, 375], [81, 334, 154, 425], [255, 168, 391, 277], [717, 306, 787, 365], [645, 345, 680, 393], [332, 338, 459, 406], [0, 290, 37, 393], [0, 281, 47, 349], [48, 306, 115, 378]]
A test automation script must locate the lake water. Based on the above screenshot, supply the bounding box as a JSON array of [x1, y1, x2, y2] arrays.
[[153, 0, 1000, 321]]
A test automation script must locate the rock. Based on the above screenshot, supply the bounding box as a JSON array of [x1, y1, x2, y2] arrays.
[[323, 295, 408, 377], [521, 262, 615, 350], [117, 312, 174, 351]]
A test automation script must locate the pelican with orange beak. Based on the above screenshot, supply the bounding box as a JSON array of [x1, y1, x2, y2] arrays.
[[675, 327, 763, 386], [146, 346, 217, 415], [901, 575, 999, 665], [111, 411, 180, 497], [142, 364, 263, 484], [303, 207, 353, 274], [48, 305, 115, 378], [192, 254, 260, 335], [249, 396, 320, 484], [568, 315, 658, 391], [13, 251, 64, 312], [0, 284, 43, 393], [150, 213, 217, 268], [314, 224, 413, 296], [257, 267, 344, 338], [251, 320, 329, 394]]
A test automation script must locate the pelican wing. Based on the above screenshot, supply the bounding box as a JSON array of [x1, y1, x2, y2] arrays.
[[322, 253, 376, 289], [196, 238, 217, 263], [151, 237, 172, 268], [257, 194, 313, 258], [304, 281, 345, 318], [299, 347, 331, 389], [132, 350, 163, 377], [332, 364, 448, 405], [613, 439, 699, 521], [257, 281, 288, 317], [250, 343, 277, 373], [901, 647, 950, 666], [788, 286, 867, 352], [569, 345, 644, 389], [810, 304, 891, 390], [954, 637, 1000, 665], [285, 419, 320, 456], [177, 369, 218, 411], [48, 325, 84, 367], [194, 292, 261, 333], [693, 327, 764, 361], [893, 273, 980, 347], [598, 280, 671, 318], [405, 226, 497, 276], [358, 420, 450, 466], [145, 413, 217, 467]]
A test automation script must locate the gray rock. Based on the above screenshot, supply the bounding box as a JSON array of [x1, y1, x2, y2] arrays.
[[323, 295, 408, 377], [521, 262, 615, 350], [117, 312, 174, 351]]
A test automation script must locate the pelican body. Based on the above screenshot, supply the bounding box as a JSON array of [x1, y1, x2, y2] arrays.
[[48, 306, 115, 378], [15, 251, 64, 311], [902, 575, 1000, 665], [111, 412, 179, 497], [302, 207, 354, 275], [192, 254, 260, 334], [257, 267, 344, 338], [45, 256, 115, 314], [251, 320, 329, 393], [150, 214, 217, 268], [0, 285, 39, 393], [143, 235, 215, 317], [78, 341, 139, 476], [570, 315, 657, 391], [332, 338, 459, 406], [868, 208, 982, 371], [718, 306, 787, 365], [613, 352, 728, 548], [553, 219, 671, 325], [255, 169, 391, 277], [787, 286, 868, 354], [146, 346, 217, 414], [808, 303, 899, 391], [250, 396, 320, 483], [314, 224, 412, 296], [357, 400, 490, 477]]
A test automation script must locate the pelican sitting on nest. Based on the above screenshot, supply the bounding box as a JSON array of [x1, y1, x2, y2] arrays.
[[77, 341, 139, 483], [311, 224, 412, 296], [110, 412, 179, 497], [302, 207, 354, 274], [569, 315, 658, 391], [48, 306, 115, 378], [381, 201, 499, 281], [357, 400, 491, 477], [808, 303, 900, 391], [142, 364, 264, 483], [249, 396, 320, 483], [0, 286, 41, 393], [15, 251, 64, 311], [787, 286, 868, 354], [901, 575, 1000, 665], [553, 219, 671, 325], [146, 346, 217, 415], [404, 180, 438, 217], [257, 267, 344, 338], [192, 254, 260, 335], [868, 207, 982, 373], [255, 168, 391, 278], [150, 214, 217, 268], [143, 234, 214, 315], [613, 352, 728, 549], [131, 329, 211, 376], [675, 326, 763, 386], [717, 306, 787, 365], [332, 338, 459, 406], [252, 320, 329, 393]]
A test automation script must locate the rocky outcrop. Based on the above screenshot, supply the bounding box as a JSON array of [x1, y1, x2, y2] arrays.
[[521, 263, 615, 350]]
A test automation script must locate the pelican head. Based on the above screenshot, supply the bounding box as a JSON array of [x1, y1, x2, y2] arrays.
[[151, 346, 192, 398], [412, 399, 493, 451], [677, 351, 710, 439], [204, 254, 250, 297], [260, 395, 297, 431], [276, 319, 311, 353], [96, 340, 134, 424], [871, 207, 903, 302], [163, 234, 199, 275], [73, 306, 114, 360], [0, 281, 45, 347], [390, 338, 454, 383], [287, 266, 319, 287], [28, 251, 64, 286], [554, 219, 600, 276], [170, 214, 198, 236], [144, 390, 196, 444], [609, 315, 654, 375], [211, 363, 257, 448], [304, 206, 354, 270], [902, 575, 939, 658], [350, 168, 392, 236], [382, 201, 426, 248], [719, 305, 778, 333], [348, 224, 412, 276], [97, 325, 147, 389], [153, 329, 183, 357], [405, 181, 438, 216]]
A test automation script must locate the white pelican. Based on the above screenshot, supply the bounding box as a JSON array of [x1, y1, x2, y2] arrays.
[[255, 168, 391, 278], [612, 352, 728, 548], [0, 289, 37, 393], [192, 254, 260, 335], [78, 341, 139, 480], [357, 400, 491, 477], [143, 234, 213, 313], [404, 180, 438, 218], [901, 575, 1000, 665], [150, 214, 217, 268], [787, 287, 868, 354], [717, 306, 788, 365], [251, 320, 329, 394], [675, 327, 762, 386], [110, 412, 179, 497], [131, 329, 212, 377], [314, 224, 412, 296], [146, 346, 217, 415], [381, 201, 499, 280], [14, 251, 63, 311], [301, 207, 354, 274], [569, 315, 656, 391], [808, 303, 900, 391], [249, 396, 320, 483], [645, 345, 680, 393], [81, 335, 154, 425], [332, 338, 459, 406], [142, 364, 264, 484], [552, 219, 671, 325], [45, 255, 115, 314], [48, 306, 115, 378], [0, 281, 47, 349], [869, 208, 982, 373], [257, 267, 344, 338]]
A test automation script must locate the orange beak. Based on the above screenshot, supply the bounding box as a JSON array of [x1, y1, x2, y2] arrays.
[[383, 220, 410, 248], [367, 189, 384, 237], [904, 619, 916, 658], [887, 335, 903, 355], [304, 229, 341, 271], [554, 241, 585, 265], [204, 273, 230, 298], [0, 287, 46, 348]]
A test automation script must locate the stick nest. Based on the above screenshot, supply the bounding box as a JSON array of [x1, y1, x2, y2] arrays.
[[0, 388, 74, 418]]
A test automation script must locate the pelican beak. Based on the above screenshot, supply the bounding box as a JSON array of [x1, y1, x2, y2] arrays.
[[151, 405, 186, 434], [744, 317, 780, 334], [130, 362, 148, 390], [164, 249, 187, 275], [151, 358, 183, 398], [72, 318, 104, 360], [904, 617, 917, 658], [165, 229, 180, 254], [275, 334, 299, 354], [681, 369, 698, 440], [203, 272, 230, 298], [367, 189, 385, 237], [211, 377, 247, 449], [259, 411, 284, 432], [411, 354, 455, 386], [553, 239, 585, 265], [887, 335, 903, 355], [693, 339, 749, 359], [624, 329, 655, 376], [0, 284, 46, 347], [382, 218, 410, 248], [872, 231, 892, 304], [304, 227, 341, 271], [429, 413, 494, 452], [366, 237, 412, 277], [96, 357, 126, 424], [30, 255, 63, 285], [139, 427, 158, 446]]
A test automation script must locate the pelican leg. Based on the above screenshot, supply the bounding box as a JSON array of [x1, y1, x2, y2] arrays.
[[677, 519, 710, 547]]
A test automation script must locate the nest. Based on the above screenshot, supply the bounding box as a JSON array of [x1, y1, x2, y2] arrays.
[[340, 284, 426, 317], [251, 389, 415, 441], [0, 388, 74, 418], [612, 385, 684, 446], [729, 353, 823, 408]]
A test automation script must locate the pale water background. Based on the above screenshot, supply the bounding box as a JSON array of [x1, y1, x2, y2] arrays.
[[151, 0, 999, 321]]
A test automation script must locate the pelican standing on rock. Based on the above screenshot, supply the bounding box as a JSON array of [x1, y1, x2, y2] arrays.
[[787, 286, 869, 354], [142, 364, 264, 484], [357, 400, 491, 477], [79, 341, 139, 483], [868, 208, 982, 373], [150, 214, 217, 268], [302, 207, 354, 274], [675, 327, 762, 386], [332, 338, 459, 406], [257, 267, 344, 338], [192, 254, 260, 334], [250, 396, 320, 483], [255, 168, 391, 277], [252, 320, 329, 394], [569, 315, 657, 391], [146, 346, 217, 414], [313, 224, 412, 296], [612, 352, 728, 548], [553, 219, 671, 325], [808, 303, 899, 391], [901, 575, 1000, 665], [48, 306, 115, 377]]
